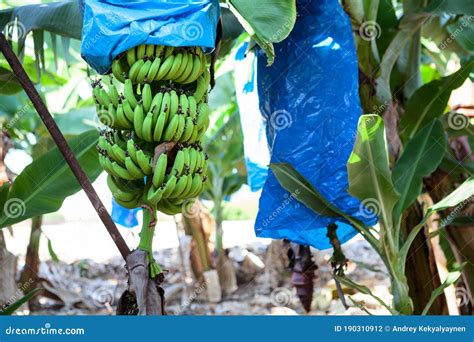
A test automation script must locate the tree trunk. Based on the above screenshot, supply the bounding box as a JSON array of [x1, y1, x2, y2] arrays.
[[425, 168, 474, 314], [402, 204, 448, 314], [180, 202, 214, 280], [20, 216, 43, 311]]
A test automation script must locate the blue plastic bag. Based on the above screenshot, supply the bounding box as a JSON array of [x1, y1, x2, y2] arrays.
[[234, 42, 269, 192], [255, 0, 377, 249], [111, 199, 140, 228], [81, 0, 220, 74]]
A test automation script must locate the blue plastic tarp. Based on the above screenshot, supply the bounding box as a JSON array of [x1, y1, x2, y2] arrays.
[[254, 0, 377, 249], [81, 0, 220, 74]]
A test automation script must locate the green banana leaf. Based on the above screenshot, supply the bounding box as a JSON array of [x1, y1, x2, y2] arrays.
[[392, 119, 447, 218], [400, 177, 474, 266], [226, 0, 296, 65], [421, 267, 464, 315], [0, 130, 101, 228], [347, 115, 399, 228], [399, 59, 474, 142]]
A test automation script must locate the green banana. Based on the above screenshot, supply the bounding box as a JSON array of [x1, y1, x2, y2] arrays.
[[112, 161, 135, 180], [136, 44, 147, 60], [153, 111, 167, 142], [188, 127, 199, 144], [133, 104, 145, 139], [188, 174, 203, 198], [107, 175, 139, 202], [183, 54, 203, 84], [188, 96, 197, 118], [122, 99, 135, 122], [175, 52, 194, 83], [136, 59, 152, 84], [142, 112, 154, 142], [180, 173, 194, 198], [129, 59, 144, 83], [146, 186, 163, 205], [196, 102, 209, 129], [169, 90, 179, 115], [163, 114, 179, 141], [147, 57, 161, 81], [125, 156, 145, 179], [145, 44, 155, 58], [127, 139, 140, 165], [180, 117, 195, 142], [136, 150, 153, 175], [164, 52, 182, 80], [124, 79, 138, 108], [173, 114, 186, 141], [193, 75, 207, 103], [116, 103, 133, 129], [152, 153, 168, 187], [171, 150, 185, 176], [111, 144, 126, 165], [170, 175, 188, 198], [97, 88, 111, 107], [115, 195, 141, 209], [111, 59, 126, 83], [188, 147, 198, 173], [108, 84, 120, 107], [164, 46, 174, 59], [162, 175, 177, 198], [173, 52, 188, 80], [126, 48, 137, 66], [155, 55, 175, 81], [151, 92, 164, 117], [179, 94, 189, 115], [142, 84, 153, 112], [160, 91, 171, 116]]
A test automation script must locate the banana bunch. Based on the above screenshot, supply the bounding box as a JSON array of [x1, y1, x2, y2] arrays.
[[111, 45, 207, 85], [93, 45, 211, 215]]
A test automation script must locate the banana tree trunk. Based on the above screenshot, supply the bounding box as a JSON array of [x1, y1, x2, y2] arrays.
[[181, 201, 213, 279], [214, 200, 237, 295], [401, 204, 448, 314], [425, 167, 474, 314], [19, 216, 43, 311]]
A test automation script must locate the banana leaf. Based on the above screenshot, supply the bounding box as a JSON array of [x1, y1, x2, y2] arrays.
[[0, 130, 101, 228]]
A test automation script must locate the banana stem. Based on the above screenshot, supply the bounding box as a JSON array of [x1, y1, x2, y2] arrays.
[[138, 205, 157, 254]]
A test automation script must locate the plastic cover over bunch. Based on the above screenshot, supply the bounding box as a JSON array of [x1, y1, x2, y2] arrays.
[[255, 0, 377, 249]]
